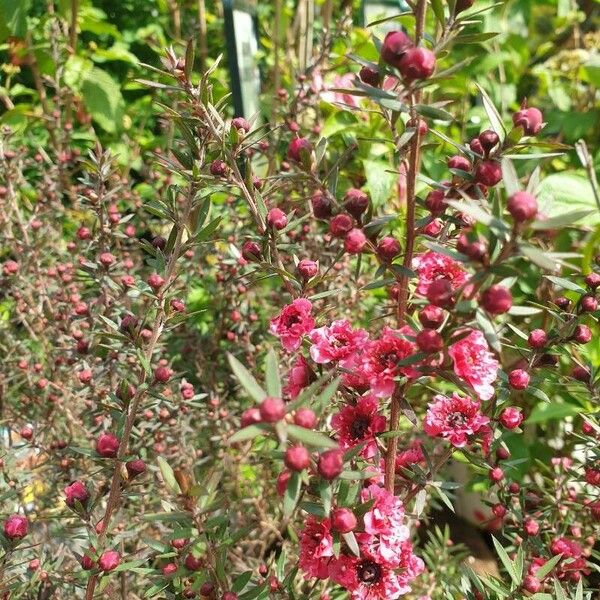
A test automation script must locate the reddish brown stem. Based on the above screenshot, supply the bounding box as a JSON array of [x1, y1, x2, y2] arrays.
[[384, 0, 427, 495]]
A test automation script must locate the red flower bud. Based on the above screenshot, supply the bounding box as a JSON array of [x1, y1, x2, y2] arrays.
[[276, 470, 291, 496], [499, 407, 523, 430], [162, 562, 178, 576], [287, 137, 312, 163], [147, 273, 165, 291], [418, 305, 445, 329], [377, 236, 401, 262], [343, 188, 369, 218], [507, 191, 538, 222], [480, 284, 513, 315], [508, 369, 530, 390], [524, 518, 539, 536], [359, 65, 381, 87], [573, 324, 592, 344], [126, 459, 146, 479], [425, 189, 446, 215], [81, 551, 96, 570], [297, 259, 318, 280], [572, 366, 590, 382], [380, 31, 413, 68], [478, 130, 499, 152], [231, 117, 250, 132], [426, 278, 455, 308], [523, 576, 541, 594], [184, 554, 204, 571], [64, 481, 89, 508], [317, 448, 344, 480], [469, 138, 484, 155], [284, 445, 311, 471], [398, 47, 436, 80], [241, 240, 262, 262], [344, 229, 367, 254], [580, 295, 598, 313], [96, 432, 120, 458], [329, 214, 354, 238], [241, 407, 262, 427], [512, 106, 543, 136], [489, 466, 504, 483], [209, 160, 227, 177], [259, 397, 285, 423], [98, 550, 120, 572], [474, 160, 502, 186], [528, 329, 547, 349], [311, 191, 332, 219], [154, 366, 172, 384], [331, 508, 357, 533], [267, 208, 287, 230], [447, 155, 471, 172], [584, 272, 600, 290], [294, 408, 317, 429], [3, 514, 28, 540], [416, 328, 444, 353], [455, 0, 474, 13]]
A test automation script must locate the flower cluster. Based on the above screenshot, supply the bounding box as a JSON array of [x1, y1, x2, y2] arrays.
[[299, 486, 423, 599]]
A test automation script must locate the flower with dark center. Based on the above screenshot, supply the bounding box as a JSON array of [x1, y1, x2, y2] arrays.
[[349, 415, 371, 440], [357, 560, 382, 584]]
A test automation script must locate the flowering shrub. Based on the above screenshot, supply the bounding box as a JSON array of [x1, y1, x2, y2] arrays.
[[0, 1, 599, 599]]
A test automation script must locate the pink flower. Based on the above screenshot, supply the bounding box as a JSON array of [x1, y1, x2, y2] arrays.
[[395, 440, 425, 474], [359, 484, 410, 567], [299, 516, 334, 579], [283, 355, 315, 399], [329, 554, 406, 600], [329, 543, 423, 599], [309, 319, 369, 368], [424, 393, 490, 447], [357, 327, 417, 398], [448, 329, 499, 400], [331, 395, 386, 458], [321, 73, 360, 108], [269, 299, 315, 352], [413, 251, 469, 296], [3, 514, 28, 540]]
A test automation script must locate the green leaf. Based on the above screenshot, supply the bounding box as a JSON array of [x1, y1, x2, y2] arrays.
[[0, 0, 32, 40], [430, 0, 445, 25], [227, 354, 267, 403], [492, 536, 520, 585], [81, 67, 124, 133], [157, 457, 181, 494], [343, 531, 361, 557], [322, 110, 358, 138], [445, 199, 509, 236], [531, 209, 595, 230], [537, 173, 600, 226], [544, 276, 587, 294], [526, 402, 581, 424], [520, 246, 559, 271], [362, 159, 397, 207], [228, 424, 270, 444], [287, 424, 337, 449], [501, 158, 520, 196], [553, 579, 568, 600], [264, 348, 281, 398], [475, 83, 506, 140], [283, 471, 302, 517], [532, 553, 562, 580], [415, 104, 454, 122]]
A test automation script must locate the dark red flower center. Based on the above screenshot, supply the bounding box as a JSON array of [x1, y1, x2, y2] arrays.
[[349, 415, 370, 440], [357, 560, 382, 584], [446, 411, 467, 427]]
